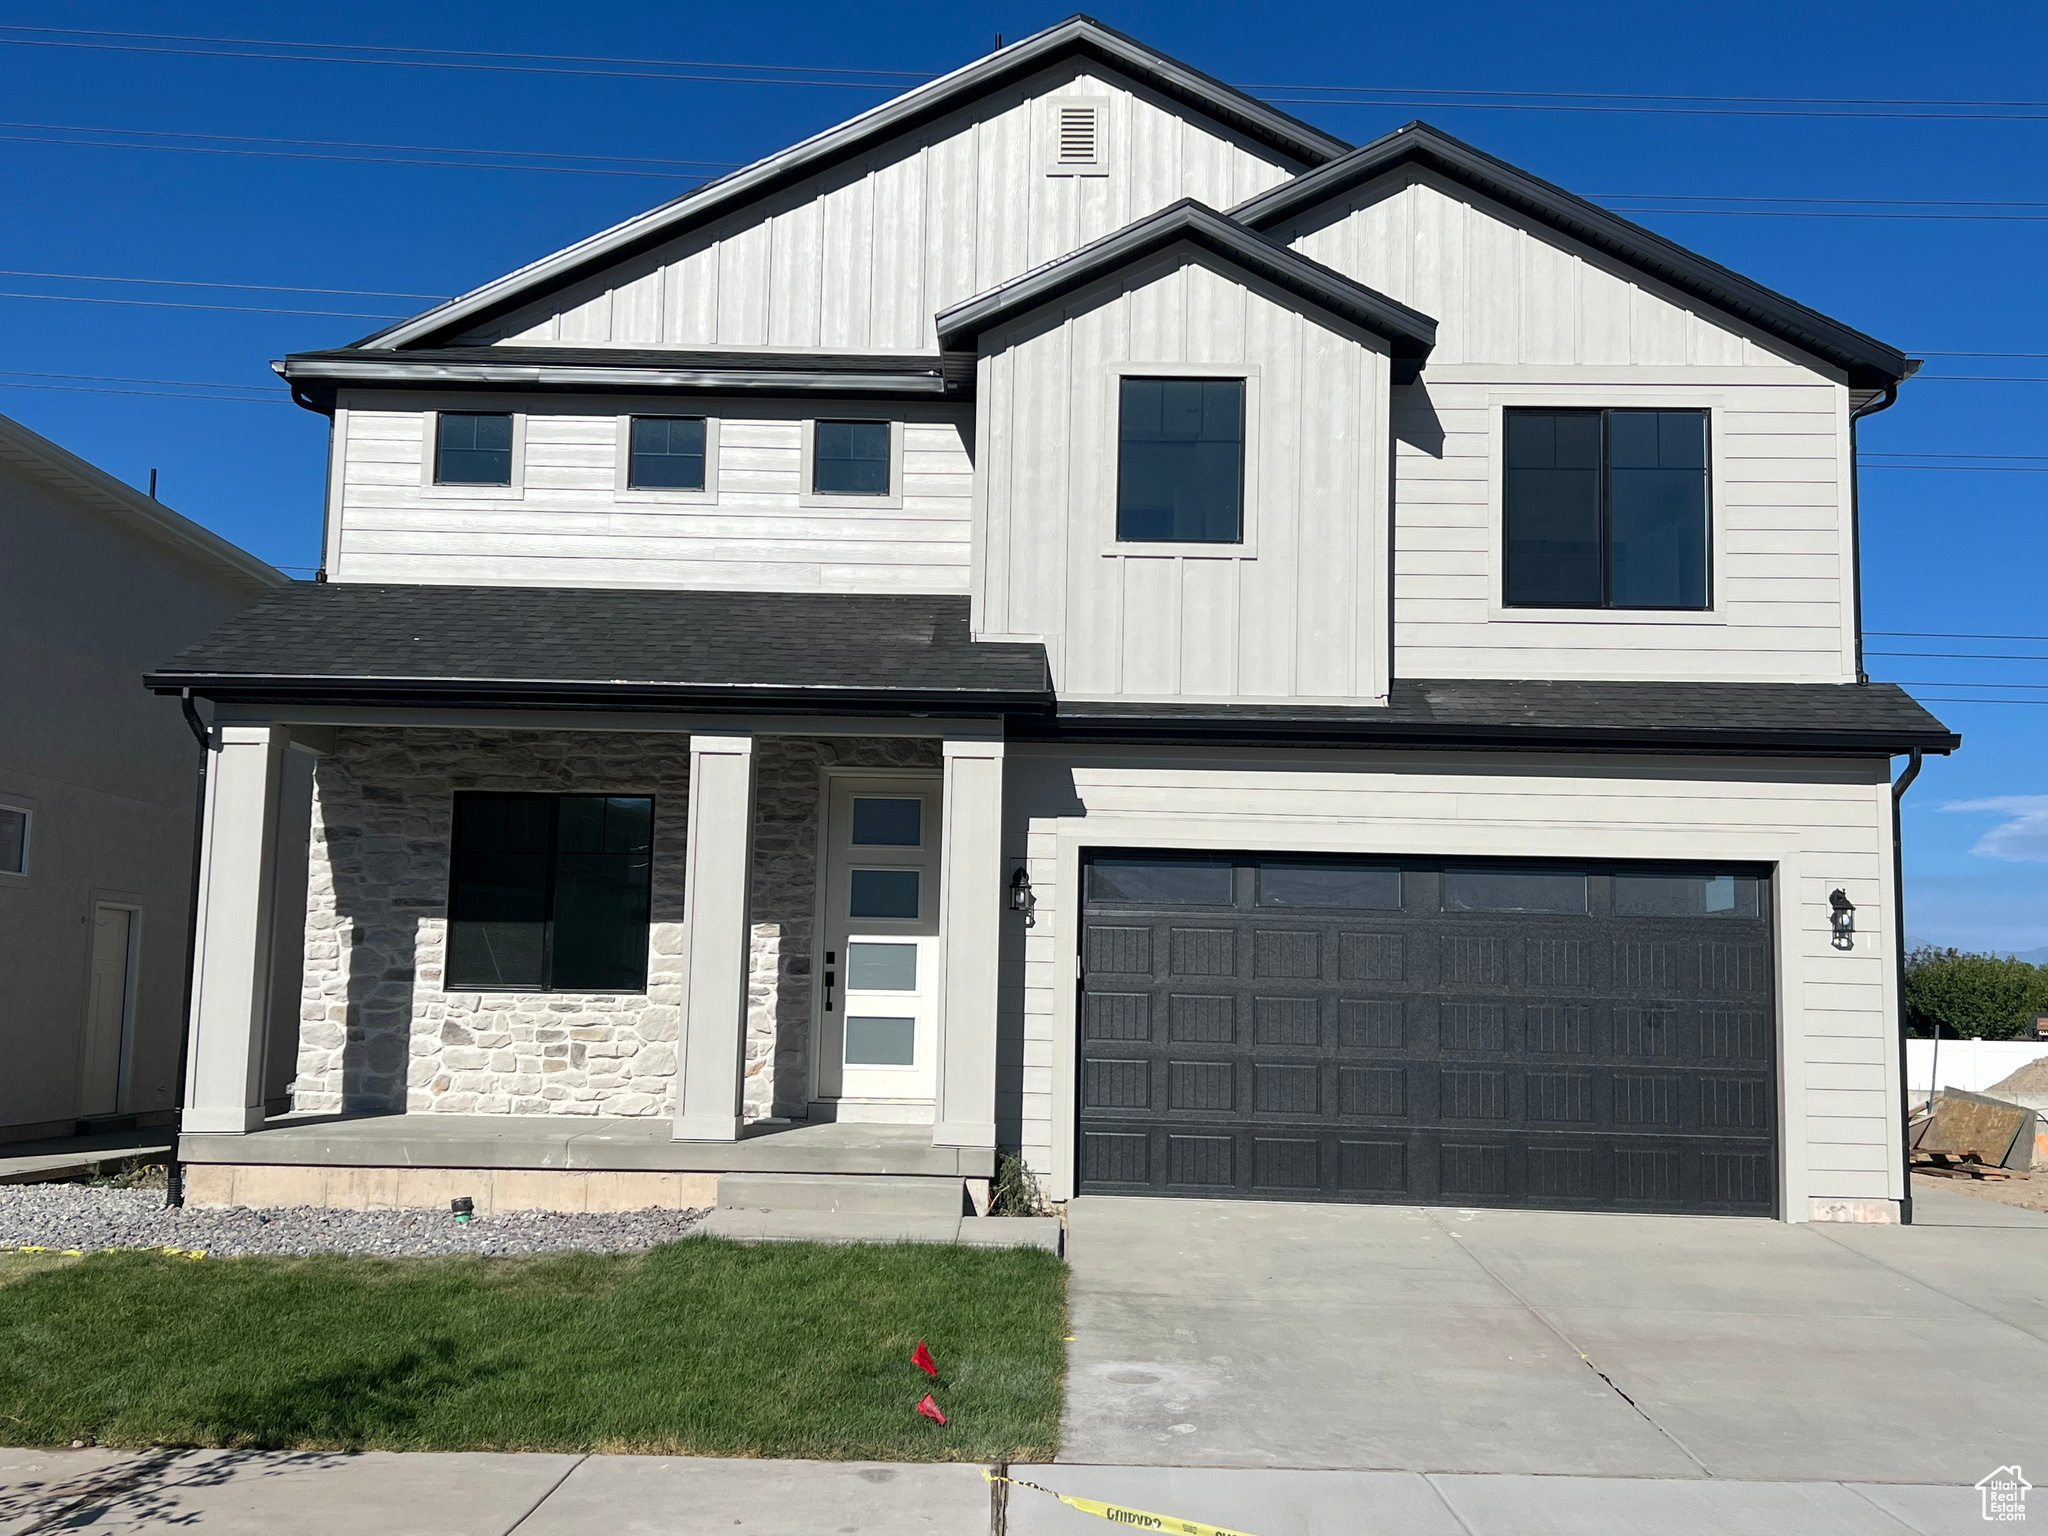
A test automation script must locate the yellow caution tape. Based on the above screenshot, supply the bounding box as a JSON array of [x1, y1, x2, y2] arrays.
[[985, 1471, 1260, 1536], [3, 1245, 208, 1260]]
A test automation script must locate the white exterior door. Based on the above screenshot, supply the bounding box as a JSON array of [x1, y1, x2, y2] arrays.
[[816, 776, 941, 1118], [80, 904, 135, 1117]]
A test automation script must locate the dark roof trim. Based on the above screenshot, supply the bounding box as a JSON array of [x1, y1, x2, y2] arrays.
[[276, 348, 952, 411], [354, 17, 1349, 353], [1230, 122, 1916, 391], [144, 672, 1053, 718], [935, 199, 1437, 379]]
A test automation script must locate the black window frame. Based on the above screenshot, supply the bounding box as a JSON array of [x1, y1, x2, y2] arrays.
[[445, 791, 655, 994], [1114, 375, 1247, 545], [626, 414, 709, 491], [433, 410, 516, 487], [811, 418, 893, 497], [1502, 406, 1712, 612]]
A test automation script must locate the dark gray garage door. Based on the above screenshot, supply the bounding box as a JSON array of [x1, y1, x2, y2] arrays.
[[1076, 855, 1776, 1216]]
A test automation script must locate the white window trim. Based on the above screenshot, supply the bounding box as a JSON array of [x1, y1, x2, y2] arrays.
[[800, 417, 905, 510], [613, 413, 721, 505], [1045, 94, 1110, 178], [0, 799, 31, 880], [1483, 388, 1729, 627], [1102, 362, 1262, 560], [420, 410, 526, 500]]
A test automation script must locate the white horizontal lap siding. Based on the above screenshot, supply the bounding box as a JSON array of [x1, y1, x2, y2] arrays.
[[331, 400, 972, 592], [1284, 173, 1856, 684], [476, 65, 1300, 353], [976, 252, 1390, 703], [1000, 747, 1899, 1213]]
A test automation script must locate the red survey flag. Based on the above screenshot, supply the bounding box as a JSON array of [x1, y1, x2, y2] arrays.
[[915, 1393, 947, 1425], [913, 1340, 939, 1378]]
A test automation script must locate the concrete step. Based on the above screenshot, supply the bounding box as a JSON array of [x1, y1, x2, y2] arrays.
[[693, 1209, 1063, 1251], [715, 1172, 967, 1217]]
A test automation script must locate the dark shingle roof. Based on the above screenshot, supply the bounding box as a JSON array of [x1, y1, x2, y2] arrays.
[[148, 583, 1049, 710], [1044, 679, 1957, 754]]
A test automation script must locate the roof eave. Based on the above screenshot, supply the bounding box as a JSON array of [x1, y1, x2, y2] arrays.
[[1230, 122, 1914, 390], [278, 356, 953, 404]]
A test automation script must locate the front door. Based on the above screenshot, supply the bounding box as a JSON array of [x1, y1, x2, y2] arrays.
[[815, 776, 941, 1118]]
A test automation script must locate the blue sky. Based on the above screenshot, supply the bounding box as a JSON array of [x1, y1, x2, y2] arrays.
[[2, 1, 2043, 949]]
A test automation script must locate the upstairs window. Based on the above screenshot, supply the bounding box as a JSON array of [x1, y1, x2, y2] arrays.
[[813, 420, 891, 496], [1504, 409, 1710, 609], [446, 793, 653, 992], [435, 411, 514, 485], [1116, 377, 1244, 543], [628, 416, 707, 489]]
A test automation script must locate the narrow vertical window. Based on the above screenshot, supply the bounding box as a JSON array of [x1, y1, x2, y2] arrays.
[[435, 412, 514, 485], [628, 416, 707, 490], [1504, 408, 1709, 610], [1116, 377, 1244, 543], [812, 420, 891, 496], [0, 806, 27, 875]]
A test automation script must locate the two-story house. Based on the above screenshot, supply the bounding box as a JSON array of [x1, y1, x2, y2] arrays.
[[153, 17, 1956, 1224]]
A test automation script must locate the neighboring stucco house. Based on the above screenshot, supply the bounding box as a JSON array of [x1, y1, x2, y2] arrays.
[[155, 17, 1956, 1222], [0, 411, 283, 1142]]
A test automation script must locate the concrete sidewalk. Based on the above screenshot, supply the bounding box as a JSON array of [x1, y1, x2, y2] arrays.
[[0, 1448, 2012, 1535]]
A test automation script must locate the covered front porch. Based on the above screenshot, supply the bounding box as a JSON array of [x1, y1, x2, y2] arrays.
[[152, 584, 1049, 1210]]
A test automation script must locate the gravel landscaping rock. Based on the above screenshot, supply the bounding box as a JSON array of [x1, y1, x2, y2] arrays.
[[0, 1185, 707, 1258]]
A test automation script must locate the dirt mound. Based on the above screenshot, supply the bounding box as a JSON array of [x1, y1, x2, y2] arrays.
[[1988, 1051, 2048, 1096]]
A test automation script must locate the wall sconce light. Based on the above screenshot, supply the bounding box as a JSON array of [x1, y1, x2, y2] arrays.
[[1009, 866, 1036, 926], [1828, 888, 1855, 950]]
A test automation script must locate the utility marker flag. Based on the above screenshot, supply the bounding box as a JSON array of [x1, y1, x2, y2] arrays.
[[915, 1393, 947, 1425], [984, 1471, 1261, 1536], [913, 1340, 939, 1378]]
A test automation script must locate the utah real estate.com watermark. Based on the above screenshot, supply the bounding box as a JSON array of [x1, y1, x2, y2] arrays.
[[1980, 1466, 2031, 1523]]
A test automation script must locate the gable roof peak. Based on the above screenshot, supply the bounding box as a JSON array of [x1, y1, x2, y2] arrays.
[[354, 17, 1350, 353], [1230, 118, 1916, 390]]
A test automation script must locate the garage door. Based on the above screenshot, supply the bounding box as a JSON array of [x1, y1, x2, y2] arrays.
[[1076, 855, 1776, 1216]]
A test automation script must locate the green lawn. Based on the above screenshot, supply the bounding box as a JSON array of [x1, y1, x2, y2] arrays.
[[0, 1238, 1066, 1460]]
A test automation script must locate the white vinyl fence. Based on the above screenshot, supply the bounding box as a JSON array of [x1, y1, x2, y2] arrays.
[[1905, 1038, 2048, 1097]]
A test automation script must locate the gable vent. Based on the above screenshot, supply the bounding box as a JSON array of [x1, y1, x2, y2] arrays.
[[1047, 100, 1106, 176]]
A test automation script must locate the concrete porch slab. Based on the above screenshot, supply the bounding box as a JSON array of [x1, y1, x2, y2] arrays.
[[178, 1113, 991, 1177], [0, 1129, 173, 1185]]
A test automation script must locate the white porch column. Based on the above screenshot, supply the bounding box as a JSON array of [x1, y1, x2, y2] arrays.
[[673, 733, 757, 1141], [184, 723, 289, 1135], [933, 738, 1005, 1150]]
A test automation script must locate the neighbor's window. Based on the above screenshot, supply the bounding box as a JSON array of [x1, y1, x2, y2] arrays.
[[1117, 377, 1244, 543], [1504, 409, 1709, 609], [435, 411, 514, 485], [446, 793, 653, 991], [813, 420, 891, 496], [0, 806, 27, 875], [628, 416, 707, 490]]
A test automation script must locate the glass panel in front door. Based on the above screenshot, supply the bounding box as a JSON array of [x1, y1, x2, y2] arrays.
[[817, 778, 940, 1108]]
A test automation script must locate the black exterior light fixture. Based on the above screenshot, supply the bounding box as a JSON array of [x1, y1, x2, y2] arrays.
[[1828, 888, 1856, 950], [1009, 866, 1036, 926]]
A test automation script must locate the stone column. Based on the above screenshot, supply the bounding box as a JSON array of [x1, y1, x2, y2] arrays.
[[185, 723, 289, 1135], [673, 734, 757, 1141], [933, 737, 1005, 1150]]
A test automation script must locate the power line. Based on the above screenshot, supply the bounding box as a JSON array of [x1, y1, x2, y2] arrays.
[[1870, 630, 2048, 641], [1864, 462, 2048, 471], [0, 129, 716, 179], [1868, 650, 2048, 661], [1864, 452, 2048, 459], [0, 268, 447, 299], [0, 380, 287, 402], [0, 290, 404, 318], [1913, 352, 2048, 359], [0, 367, 285, 390], [1890, 680, 2048, 689], [1594, 192, 2048, 208], [1903, 697, 2048, 706], [0, 118, 742, 169], [1611, 207, 2048, 221]]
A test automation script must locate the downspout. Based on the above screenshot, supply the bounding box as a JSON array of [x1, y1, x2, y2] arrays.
[[1848, 379, 1901, 684], [166, 688, 216, 1208], [1891, 746, 1923, 1224]]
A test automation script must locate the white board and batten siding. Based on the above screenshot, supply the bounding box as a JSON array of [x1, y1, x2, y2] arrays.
[[1274, 170, 1859, 685], [465, 64, 1303, 355], [999, 746, 1904, 1216], [327, 395, 973, 592], [973, 251, 1392, 704]]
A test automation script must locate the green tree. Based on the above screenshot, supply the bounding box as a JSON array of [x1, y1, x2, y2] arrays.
[[1902, 947, 2048, 1039]]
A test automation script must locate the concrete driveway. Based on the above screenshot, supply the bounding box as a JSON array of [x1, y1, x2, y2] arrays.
[[1059, 1186, 2048, 1484]]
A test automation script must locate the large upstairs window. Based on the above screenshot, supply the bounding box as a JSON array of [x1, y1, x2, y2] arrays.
[[434, 412, 514, 486], [1116, 377, 1244, 543], [1504, 409, 1710, 610]]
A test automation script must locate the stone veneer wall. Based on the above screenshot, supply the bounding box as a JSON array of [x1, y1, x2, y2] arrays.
[[294, 727, 938, 1122]]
